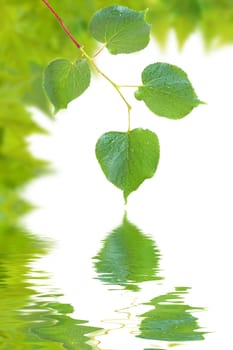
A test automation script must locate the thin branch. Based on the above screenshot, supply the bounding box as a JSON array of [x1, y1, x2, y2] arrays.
[[93, 44, 107, 58], [127, 106, 131, 132], [41, 0, 82, 50], [118, 85, 141, 89], [90, 59, 132, 111]]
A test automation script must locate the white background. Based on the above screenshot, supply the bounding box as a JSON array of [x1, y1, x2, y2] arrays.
[[24, 33, 233, 350]]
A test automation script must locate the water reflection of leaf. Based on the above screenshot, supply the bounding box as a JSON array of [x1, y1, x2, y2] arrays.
[[94, 214, 162, 291], [138, 287, 206, 342]]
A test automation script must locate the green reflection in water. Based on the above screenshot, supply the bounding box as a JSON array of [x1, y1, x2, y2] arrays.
[[94, 214, 162, 291], [0, 225, 101, 350], [138, 287, 206, 342], [0, 227, 101, 350], [21, 299, 101, 350]]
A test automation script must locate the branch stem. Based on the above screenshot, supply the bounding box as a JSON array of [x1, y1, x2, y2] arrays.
[[118, 85, 140, 89], [93, 44, 107, 58], [89, 59, 132, 130], [41, 0, 83, 50]]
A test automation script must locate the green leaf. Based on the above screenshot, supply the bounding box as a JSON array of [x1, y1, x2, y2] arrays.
[[135, 62, 203, 119], [95, 128, 160, 201], [89, 5, 151, 54], [43, 58, 91, 113]]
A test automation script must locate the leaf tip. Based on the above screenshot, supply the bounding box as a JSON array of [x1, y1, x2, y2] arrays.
[[198, 99, 207, 106], [54, 102, 68, 114]]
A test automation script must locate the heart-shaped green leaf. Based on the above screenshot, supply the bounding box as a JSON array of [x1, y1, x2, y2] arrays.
[[43, 58, 91, 113], [135, 62, 203, 119], [89, 5, 151, 54], [95, 128, 160, 201]]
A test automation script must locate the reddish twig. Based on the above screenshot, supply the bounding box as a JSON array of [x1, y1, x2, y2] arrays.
[[41, 0, 82, 49]]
